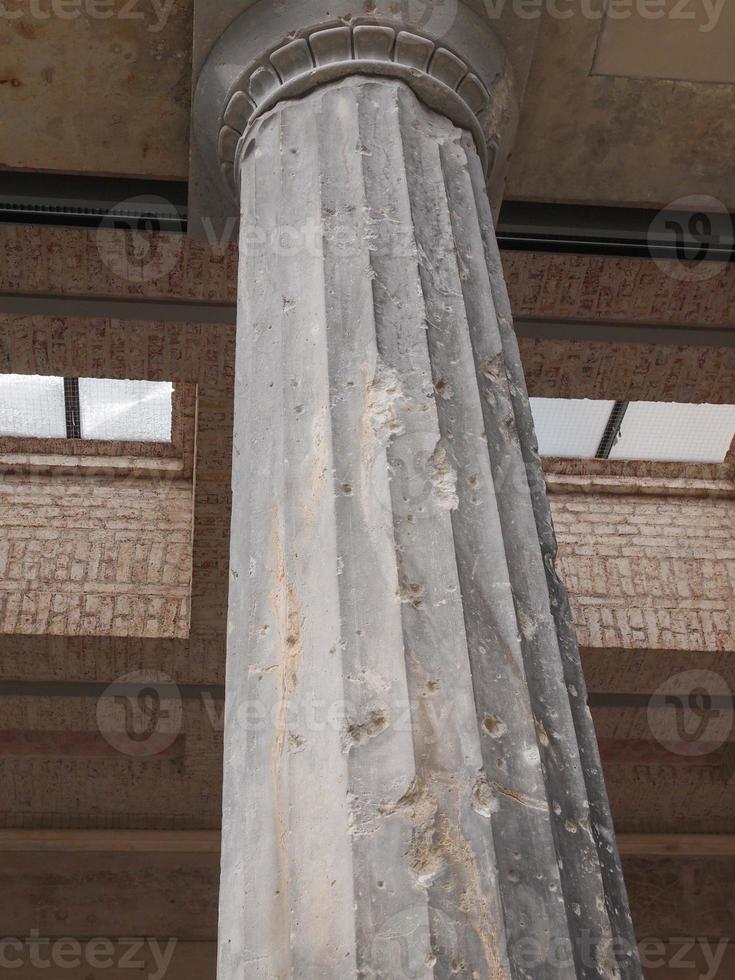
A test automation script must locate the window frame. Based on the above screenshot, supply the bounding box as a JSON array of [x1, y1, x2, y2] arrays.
[[0, 381, 196, 479]]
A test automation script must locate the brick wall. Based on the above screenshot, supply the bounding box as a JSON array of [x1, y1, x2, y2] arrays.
[[0, 472, 193, 638], [552, 491, 735, 654]]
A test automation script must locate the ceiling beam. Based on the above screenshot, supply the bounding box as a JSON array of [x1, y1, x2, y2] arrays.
[[618, 834, 735, 858], [1, 292, 734, 349], [4, 828, 734, 859], [0, 830, 220, 853]]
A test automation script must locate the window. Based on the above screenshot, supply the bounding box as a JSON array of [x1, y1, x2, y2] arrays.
[[0, 375, 173, 444], [529, 398, 616, 459], [530, 398, 735, 463]]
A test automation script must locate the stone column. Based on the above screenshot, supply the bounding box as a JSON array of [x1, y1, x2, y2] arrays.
[[197, 7, 641, 979]]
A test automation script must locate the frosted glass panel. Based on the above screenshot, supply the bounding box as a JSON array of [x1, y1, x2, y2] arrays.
[[79, 379, 173, 442], [0, 374, 66, 438], [610, 402, 735, 463], [530, 398, 615, 458]]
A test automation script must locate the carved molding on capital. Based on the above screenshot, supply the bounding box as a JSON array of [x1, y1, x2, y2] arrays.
[[217, 24, 494, 196], [190, 0, 519, 237]]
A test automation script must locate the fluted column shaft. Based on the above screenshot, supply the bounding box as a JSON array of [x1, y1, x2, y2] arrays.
[[220, 75, 640, 980]]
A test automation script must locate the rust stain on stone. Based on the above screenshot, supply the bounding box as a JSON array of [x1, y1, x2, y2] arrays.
[[268, 505, 304, 930], [15, 21, 36, 40], [270, 508, 304, 764], [437, 813, 508, 980]]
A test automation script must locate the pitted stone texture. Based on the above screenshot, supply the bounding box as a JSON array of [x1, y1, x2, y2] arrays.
[[222, 76, 640, 979]]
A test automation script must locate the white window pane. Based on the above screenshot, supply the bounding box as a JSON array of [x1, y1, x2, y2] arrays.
[[79, 379, 173, 442], [530, 398, 616, 458], [610, 402, 735, 463], [0, 374, 66, 438]]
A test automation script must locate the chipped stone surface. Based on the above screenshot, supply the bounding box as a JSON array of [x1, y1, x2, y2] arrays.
[[221, 75, 640, 979]]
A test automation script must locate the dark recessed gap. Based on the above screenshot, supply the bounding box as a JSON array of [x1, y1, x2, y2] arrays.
[[0, 175, 732, 261], [595, 401, 630, 459], [63, 377, 81, 440]]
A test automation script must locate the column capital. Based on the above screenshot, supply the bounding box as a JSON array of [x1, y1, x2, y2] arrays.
[[189, 0, 536, 238]]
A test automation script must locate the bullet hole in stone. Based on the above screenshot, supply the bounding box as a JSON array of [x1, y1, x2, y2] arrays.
[[482, 715, 507, 738], [480, 357, 502, 382], [471, 772, 497, 818], [468, 474, 479, 488], [341, 483, 353, 496], [508, 869, 520, 883], [288, 732, 305, 752], [426, 680, 439, 693], [377, 880, 385, 888], [286, 635, 298, 647], [564, 820, 578, 834], [401, 582, 425, 609], [346, 708, 388, 745], [294, 405, 305, 415]]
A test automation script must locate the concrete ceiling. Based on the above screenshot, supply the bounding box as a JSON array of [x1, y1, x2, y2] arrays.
[[592, 1, 735, 85], [0, 0, 193, 179], [0, 2, 733, 209], [506, 3, 735, 209]]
